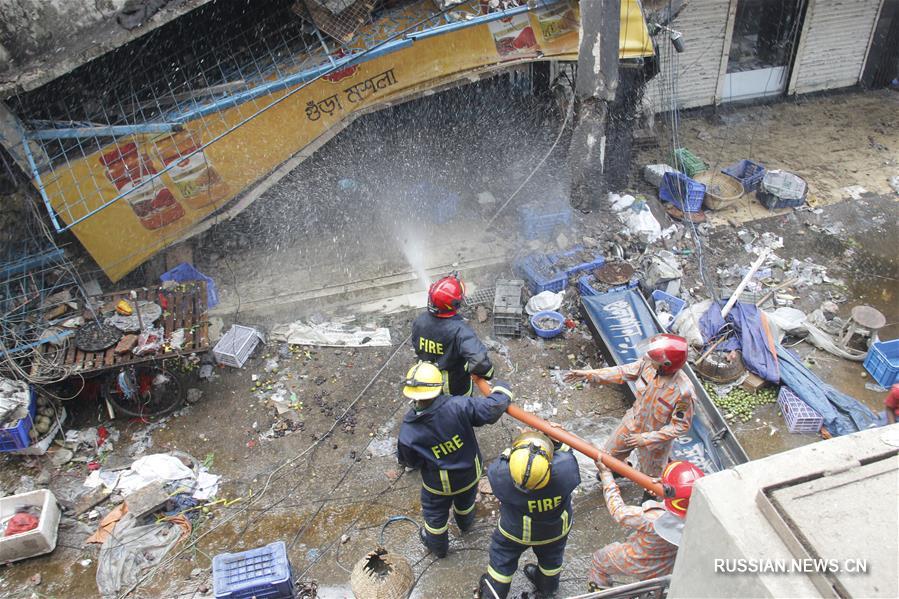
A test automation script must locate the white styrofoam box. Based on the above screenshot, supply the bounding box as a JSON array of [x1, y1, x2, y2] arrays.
[[11, 407, 66, 456], [213, 325, 264, 368], [0, 489, 61, 562]]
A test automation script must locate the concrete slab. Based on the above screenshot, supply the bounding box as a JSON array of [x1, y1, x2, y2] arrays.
[[768, 457, 896, 598], [668, 424, 899, 598]]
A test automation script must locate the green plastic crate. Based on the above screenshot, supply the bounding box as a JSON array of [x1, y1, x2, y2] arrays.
[[671, 148, 708, 177]]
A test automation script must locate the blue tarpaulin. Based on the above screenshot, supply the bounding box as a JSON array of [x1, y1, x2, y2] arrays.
[[700, 302, 780, 383], [776, 346, 879, 436]]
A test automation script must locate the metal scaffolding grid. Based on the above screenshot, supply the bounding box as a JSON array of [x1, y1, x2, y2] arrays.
[[0, 205, 89, 382], [3, 0, 510, 233]]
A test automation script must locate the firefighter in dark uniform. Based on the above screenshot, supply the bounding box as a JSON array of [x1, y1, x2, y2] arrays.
[[397, 361, 513, 558], [478, 431, 581, 599], [411, 273, 494, 396]]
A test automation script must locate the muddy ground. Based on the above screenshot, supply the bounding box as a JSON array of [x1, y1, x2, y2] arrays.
[[1, 86, 897, 599]]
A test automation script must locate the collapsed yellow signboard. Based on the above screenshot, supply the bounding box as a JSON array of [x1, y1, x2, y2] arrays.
[[37, 0, 653, 282]]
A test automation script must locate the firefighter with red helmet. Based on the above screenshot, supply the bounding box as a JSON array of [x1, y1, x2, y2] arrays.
[[411, 273, 494, 396], [588, 459, 704, 589], [564, 334, 695, 479]]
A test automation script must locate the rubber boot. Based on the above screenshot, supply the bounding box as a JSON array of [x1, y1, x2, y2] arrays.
[[477, 573, 510, 599], [454, 508, 477, 533], [419, 527, 448, 558], [523, 563, 560, 597]]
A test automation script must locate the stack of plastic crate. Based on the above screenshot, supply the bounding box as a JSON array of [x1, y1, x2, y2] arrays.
[[493, 280, 523, 338]]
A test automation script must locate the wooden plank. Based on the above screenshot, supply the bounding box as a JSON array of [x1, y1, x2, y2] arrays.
[[183, 285, 197, 351], [103, 344, 115, 367], [197, 280, 209, 344], [74, 348, 86, 371], [64, 339, 77, 367], [163, 288, 175, 338], [174, 286, 187, 334]]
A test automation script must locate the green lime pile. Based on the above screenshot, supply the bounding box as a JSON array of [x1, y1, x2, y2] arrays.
[[702, 381, 778, 423]]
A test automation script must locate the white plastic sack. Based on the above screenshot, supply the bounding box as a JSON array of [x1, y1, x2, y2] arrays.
[[131, 454, 195, 481], [608, 193, 636, 212], [672, 299, 713, 348], [269, 320, 392, 347], [766, 307, 807, 340], [618, 201, 662, 242], [525, 290, 564, 315]]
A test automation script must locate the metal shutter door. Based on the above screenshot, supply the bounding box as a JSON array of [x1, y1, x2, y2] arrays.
[[790, 0, 884, 94], [647, 0, 732, 111]]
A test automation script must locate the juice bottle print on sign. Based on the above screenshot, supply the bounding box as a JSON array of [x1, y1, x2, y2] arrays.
[[154, 131, 229, 209], [99, 143, 184, 230]]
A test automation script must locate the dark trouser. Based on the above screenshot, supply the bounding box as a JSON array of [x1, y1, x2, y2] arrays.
[[420, 484, 478, 556], [485, 528, 568, 598]]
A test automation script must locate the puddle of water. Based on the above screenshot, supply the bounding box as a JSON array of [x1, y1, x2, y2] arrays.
[[367, 436, 398, 458]]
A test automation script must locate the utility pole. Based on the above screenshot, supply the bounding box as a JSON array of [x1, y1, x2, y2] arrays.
[[569, 0, 620, 211]]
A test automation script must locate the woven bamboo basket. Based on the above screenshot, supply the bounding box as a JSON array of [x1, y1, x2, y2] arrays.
[[694, 172, 744, 210], [350, 548, 414, 599]]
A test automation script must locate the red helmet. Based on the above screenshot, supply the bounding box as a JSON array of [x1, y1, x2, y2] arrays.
[[427, 274, 465, 318], [661, 460, 705, 518], [890, 384, 899, 402], [638, 333, 688, 375]]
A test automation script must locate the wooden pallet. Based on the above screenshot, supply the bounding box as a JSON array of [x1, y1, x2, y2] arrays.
[[33, 281, 210, 376]]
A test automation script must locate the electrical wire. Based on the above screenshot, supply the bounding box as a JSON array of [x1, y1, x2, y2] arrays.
[[118, 331, 413, 598]]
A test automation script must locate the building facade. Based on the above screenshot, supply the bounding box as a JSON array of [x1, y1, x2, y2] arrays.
[[648, 0, 892, 110]]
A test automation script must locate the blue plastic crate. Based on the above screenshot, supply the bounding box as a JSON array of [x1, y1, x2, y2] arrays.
[[518, 203, 572, 240], [864, 339, 899, 387], [650, 290, 687, 327], [515, 254, 567, 294], [213, 541, 294, 599], [161, 262, 219, 309], [577, 274, 639, 297], [607, 279, 641, 293], [722, 160, 765, 192], [554, 246, 605, 278], [412, 181, 460, 225], [0, 387, 36, 453], [659, 172, 706, 213]]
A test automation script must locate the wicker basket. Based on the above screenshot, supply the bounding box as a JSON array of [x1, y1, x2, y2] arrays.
[[694, 172, 744, 210], [350, 548, 414, 599]]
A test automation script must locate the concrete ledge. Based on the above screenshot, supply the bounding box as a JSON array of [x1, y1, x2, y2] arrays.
[[669, 424, 899, 598]]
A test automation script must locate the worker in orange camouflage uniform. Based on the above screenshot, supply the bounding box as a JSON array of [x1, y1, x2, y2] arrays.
[[588, 460, 704, 589], [564, 334, 695, 479]]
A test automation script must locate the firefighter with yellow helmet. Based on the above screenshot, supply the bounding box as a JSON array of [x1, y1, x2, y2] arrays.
[[478, 431, 581, 598], [397, 361, 513, 558]]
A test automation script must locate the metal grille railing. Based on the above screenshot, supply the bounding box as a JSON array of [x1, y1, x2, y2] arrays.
[[4, 0, 497, 232]]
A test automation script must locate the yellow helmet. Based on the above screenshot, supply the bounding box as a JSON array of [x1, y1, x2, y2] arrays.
[[507, 431, 554, 491], [402, 361, 444, 401]]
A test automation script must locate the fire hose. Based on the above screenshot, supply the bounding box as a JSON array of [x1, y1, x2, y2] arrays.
[[472, 376, 669, 498]]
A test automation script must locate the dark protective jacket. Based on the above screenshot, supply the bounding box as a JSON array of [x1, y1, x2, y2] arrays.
[[397, 384, 512, 496], [488, 444, 581, 545], [411, 312, 494, 396]]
